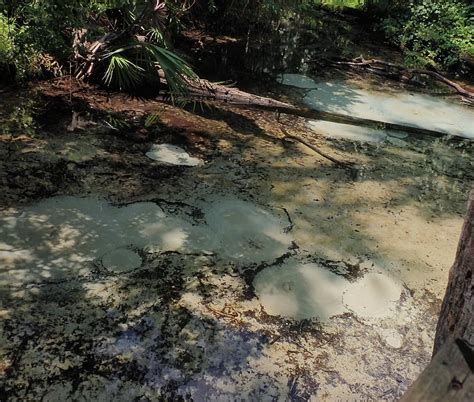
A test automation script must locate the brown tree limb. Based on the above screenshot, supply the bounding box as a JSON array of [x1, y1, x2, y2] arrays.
[[173, 85, 461, 139], [280, 127, 350, 167], [154, 68, 468, 140], [185, 79, 297, 110], [434, 189, 474, 356]]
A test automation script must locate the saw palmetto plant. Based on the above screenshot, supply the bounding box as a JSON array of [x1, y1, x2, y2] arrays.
[[101, 41, 197, 94], [76, 0, 198, 95], [0, 0, 198, 91]]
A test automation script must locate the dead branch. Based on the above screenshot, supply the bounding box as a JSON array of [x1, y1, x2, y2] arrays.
[[154, 69, 457, 139], [280, 127, 350, 167], [157, 83, 464, 140], [186, 79, 297, 110], [334, 57, 474, 103]]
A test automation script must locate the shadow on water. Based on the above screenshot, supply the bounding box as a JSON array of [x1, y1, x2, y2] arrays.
[[0, 198, 277, 400], [1, 7, 473, 394]]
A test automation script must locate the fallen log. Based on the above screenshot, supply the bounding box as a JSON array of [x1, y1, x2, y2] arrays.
[[334, 57, 474, 103], [185, 78, 296, 110], [153, 68, 469, 140], [166, 81, 460, 140]]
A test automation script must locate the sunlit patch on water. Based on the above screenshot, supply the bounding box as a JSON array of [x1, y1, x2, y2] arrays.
[[202, 198, 293, 263], [307, 120, 389, 142]]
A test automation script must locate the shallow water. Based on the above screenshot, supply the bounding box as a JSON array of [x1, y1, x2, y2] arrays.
[[0, 195, 293, 288], [1, 86, 472, 399], [1, 27, 474, 398], [254, 262, 403, 321], [279, 74, 474, 139]]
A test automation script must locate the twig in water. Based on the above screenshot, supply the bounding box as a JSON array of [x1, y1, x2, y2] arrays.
[[280, 127, 350, 167]]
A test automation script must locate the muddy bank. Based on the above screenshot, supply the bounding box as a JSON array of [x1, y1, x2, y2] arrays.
[[0, 79, 472, 400]]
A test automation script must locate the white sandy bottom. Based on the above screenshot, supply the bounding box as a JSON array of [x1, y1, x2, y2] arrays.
[[254, 262, 403, 321], [278, 74, 474, 139], [0, 196, 293, 286], [146, 144, 203, 166]]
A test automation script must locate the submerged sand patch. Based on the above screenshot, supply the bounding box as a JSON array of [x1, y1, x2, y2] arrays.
[[146, 144, 203, 166], [101, 247, 142, 273], [254, 261, 403, 321], [278, 74, 474, 139], [0, 195, 293, 287]]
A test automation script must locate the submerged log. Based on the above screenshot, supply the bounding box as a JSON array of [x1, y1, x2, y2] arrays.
[[279, 127, 349, 167], [154, 69, 467, 140], [185, 78, 297, 110], [176, 81, 459, 140]]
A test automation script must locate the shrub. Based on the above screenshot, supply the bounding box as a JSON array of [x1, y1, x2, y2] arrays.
[[379, 0, 474, 71], [0, 1, 197, 89]]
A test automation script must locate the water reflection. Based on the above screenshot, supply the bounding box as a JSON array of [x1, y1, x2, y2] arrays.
[[195, 6, 362, 80]]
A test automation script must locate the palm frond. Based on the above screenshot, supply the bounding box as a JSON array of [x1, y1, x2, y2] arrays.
[[147, 27, 166, 46], [101, 39, 197, 97], [103, 53, 144, 89], [144, 112, 160, 128], [141, 43, 197, 95]]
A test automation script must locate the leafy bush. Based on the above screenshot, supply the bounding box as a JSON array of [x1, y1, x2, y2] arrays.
[[0, 14, 19, 80], [0, 15, 13, 60], [0, 1, 91, 78], [379, 0, 474, 71], [0, 1, 197, 90]]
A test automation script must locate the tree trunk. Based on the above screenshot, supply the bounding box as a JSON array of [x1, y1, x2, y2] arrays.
[[434, 189, 474, 356], [402, 190, 474, 401], [400, 339, 474, 401]]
